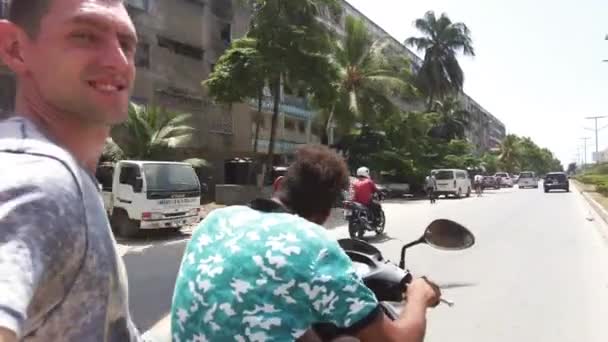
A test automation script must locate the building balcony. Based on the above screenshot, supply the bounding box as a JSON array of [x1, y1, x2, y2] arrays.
[[209, 0, 233, 19], [248, 94, 316, 120], [253, 139, 303, 154]]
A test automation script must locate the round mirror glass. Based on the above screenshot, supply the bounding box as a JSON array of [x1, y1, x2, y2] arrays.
[[423, 219, 475, 250]]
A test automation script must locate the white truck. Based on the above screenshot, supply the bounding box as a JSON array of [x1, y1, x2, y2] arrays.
[[96, 160, 202, 237]]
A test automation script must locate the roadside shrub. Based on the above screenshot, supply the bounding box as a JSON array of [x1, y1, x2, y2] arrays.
[[597, 184, 608, 196]]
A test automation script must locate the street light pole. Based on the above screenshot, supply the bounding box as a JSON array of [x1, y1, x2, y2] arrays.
[[581, 137, 590, 167], [585, 116, 607, 163]]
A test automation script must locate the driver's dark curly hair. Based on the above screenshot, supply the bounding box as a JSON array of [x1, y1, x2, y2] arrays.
[[278, 145, 349, 219]]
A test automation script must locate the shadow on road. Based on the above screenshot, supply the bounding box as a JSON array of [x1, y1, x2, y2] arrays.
[[123, 239, 189, 331], [116, 229, 192, 247]]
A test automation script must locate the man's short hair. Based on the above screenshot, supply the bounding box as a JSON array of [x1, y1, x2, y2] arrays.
[[8, 0, 123, 38], [9, 0, 53, 37], [278, 145, 349, 219]]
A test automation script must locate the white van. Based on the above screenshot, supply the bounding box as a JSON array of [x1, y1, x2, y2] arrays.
[[518, 171, 538, 189], [96, 160, 202, 237], [432, 169, 472, 198]]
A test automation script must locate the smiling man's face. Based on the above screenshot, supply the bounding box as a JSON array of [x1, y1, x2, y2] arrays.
[[19, 0, 137, 125]]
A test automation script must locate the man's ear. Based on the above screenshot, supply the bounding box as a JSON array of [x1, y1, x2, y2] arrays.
[[0, 20, 28, 75]]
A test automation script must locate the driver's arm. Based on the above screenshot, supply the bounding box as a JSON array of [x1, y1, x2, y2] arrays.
[[356, 278, 439, 342], [371, 181, 379, 193], [308, 241, 438, 342]]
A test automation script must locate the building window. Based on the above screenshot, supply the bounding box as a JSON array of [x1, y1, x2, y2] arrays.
[[220, 24, 232, 46], [298, 121, 306, 134], [125, 0, 148, 11], [210, 106, 234, 135], [135, 42, 150, 68], [0, 74, 16, 115], [157, 35, 204, 60], [285, 118, 296, 131], [130, 96, 148, 106], [0, 0, 9, 18]]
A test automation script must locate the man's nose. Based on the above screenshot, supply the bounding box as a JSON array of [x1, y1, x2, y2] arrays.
[[99, 38, 132, 72]]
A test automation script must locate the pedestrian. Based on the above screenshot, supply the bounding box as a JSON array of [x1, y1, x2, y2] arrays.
[[426, 172, 438, 204], [171, 145, 441, 341], [474, 173, 484, 197], [0, 1, 141, 341]]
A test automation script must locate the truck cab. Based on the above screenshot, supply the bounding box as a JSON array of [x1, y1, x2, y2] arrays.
[[96, 160, 201, 237]]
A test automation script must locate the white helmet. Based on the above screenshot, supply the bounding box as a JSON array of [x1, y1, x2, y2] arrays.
[[356, 166, 370, 178]]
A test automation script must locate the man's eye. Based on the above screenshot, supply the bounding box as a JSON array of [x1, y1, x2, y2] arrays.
[[120, 40, 135, 55], [72, 32, 97, 43]]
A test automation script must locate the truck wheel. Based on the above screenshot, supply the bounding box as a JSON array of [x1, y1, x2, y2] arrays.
[[113, 210, 139, 238], [466, 187, 471, 197]]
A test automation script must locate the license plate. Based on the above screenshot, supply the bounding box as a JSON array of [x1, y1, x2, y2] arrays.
[[158, 198, 198, 205]]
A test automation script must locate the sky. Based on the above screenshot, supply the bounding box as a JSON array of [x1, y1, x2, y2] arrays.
[[346, 0, 608, 167]]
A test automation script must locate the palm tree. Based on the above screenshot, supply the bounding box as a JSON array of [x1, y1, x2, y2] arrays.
[[105, 103, 195, 161], [323, 15, 417, 143], [429, 97, 471, 140], [405, 11, 475, 110], [498, 134, 520, 172]]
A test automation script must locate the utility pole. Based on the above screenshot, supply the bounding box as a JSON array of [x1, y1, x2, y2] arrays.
[[581, 137, 591, 168], [585, 116, 607, 163]]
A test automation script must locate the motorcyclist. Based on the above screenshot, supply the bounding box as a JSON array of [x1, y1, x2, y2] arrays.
[[353, 166, 382, 224]]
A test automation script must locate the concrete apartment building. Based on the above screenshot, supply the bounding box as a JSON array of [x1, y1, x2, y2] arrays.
[[0, 1, 14, 118], [125, 0, 318, 171], [322, 0, 507, 153], [0, 0, 504, 179]]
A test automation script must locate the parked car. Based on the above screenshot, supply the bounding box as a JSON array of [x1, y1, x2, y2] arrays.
[[432, 169, 472, 198], [544, 172, 570, 193], [494, 172, 514, 187], [518, 171, 538, 189], [482, 176, 500, 190]]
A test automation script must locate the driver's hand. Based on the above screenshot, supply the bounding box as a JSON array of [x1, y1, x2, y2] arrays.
[[404, 277, 441, 308]]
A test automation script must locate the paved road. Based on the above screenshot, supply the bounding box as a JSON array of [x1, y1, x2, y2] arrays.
[[122, 185, 608, 341]]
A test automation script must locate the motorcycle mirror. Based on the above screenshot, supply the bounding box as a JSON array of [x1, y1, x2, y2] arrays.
[[423, 219, 475, 251]]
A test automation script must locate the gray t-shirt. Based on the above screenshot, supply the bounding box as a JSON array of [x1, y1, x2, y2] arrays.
[[0, 117, 140, 341]]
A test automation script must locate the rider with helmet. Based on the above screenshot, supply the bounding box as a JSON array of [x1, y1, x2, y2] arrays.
[[353, 166, 382, 224]]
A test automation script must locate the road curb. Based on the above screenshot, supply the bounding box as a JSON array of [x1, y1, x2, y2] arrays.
[[574, 182, 608, 226]]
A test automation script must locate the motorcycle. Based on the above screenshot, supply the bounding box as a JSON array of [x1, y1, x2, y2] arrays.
[[312, 219, 475, 341], [343, 189, 388, 239]]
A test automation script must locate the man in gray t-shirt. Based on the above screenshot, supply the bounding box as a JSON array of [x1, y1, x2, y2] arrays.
[[0, 0, 141, 340]]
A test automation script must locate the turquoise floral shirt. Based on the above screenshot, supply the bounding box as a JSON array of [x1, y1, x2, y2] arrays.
[[171, 204, 379, 341]]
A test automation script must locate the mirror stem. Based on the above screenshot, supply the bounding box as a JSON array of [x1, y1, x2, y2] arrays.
[[398, 237, 425, 269]]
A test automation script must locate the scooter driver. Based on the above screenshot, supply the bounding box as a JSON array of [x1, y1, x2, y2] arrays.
[[353, 166, 382, 224]]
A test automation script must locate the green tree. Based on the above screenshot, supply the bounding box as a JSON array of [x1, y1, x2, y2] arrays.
[[246, 0, 340, 168], [428, 97, 470, 140], [405, 11, 475, 110], [321, 15, 417, 143], [498, 134, 521, 173], [481, 152, 499, 174], [204, 37, 268, 153], [105, 103, 194, 161]]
